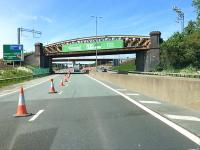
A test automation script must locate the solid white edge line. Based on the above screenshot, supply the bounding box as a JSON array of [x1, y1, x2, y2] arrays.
[[29, 110, 44, 122], [86, 75, 200, 146], [0, 75, 58, 98]]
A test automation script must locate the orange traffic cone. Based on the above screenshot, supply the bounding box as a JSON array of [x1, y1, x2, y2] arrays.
[[49, 79, 57, 93], [13, 86, 32, 117], [64, 75, 68, 82], [59, 79, 65, 87], [68, 72, 71, 78]]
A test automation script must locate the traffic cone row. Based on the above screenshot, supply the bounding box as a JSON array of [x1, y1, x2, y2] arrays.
[[59, 79, 65, 87], [14, 74, 71, 118], [64, 75, 69, 82], [68, 72, 71, 78]]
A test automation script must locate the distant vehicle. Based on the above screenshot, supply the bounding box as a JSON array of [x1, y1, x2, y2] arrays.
[[74, 65, 80, 72], [102, 68, 107, 72]]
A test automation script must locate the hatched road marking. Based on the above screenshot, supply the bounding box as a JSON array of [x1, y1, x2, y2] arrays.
[[165, 114, 200, 122], [29, 110, 44, 122], [86, 75, 200, 146], [140, 101, 161, 104]]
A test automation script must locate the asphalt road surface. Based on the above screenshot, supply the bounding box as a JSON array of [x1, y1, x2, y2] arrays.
[[0, 74, 199, 150]]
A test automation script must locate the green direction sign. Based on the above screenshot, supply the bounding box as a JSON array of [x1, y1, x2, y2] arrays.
[[3, 45, 24, 61], [62, 40, 124, 52]]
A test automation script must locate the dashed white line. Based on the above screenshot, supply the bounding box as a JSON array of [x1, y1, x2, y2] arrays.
[[116, 89, 127, 91], [139, 101, 161, 104], [125, 93, 139, 96], [58, 91, 63, 95], [86, 75, 200, 146], [165, 114, 200, 122], [29, 110, 44, 122]]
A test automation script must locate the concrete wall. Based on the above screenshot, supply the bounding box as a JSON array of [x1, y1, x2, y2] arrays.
[[90, 72, 200, 111]]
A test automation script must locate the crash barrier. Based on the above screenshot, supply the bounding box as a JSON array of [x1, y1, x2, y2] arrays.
[[90, 71, 200, 112]]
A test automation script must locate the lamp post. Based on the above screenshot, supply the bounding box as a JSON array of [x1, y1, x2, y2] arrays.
[[91, 16, 103, 70], [172, 6, 184, 32]]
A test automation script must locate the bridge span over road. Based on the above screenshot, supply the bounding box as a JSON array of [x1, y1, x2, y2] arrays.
[[30, 31, 161, 72]]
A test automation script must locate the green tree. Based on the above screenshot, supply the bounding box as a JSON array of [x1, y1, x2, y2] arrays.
[[193, 0, 200, 26], [159, 1, 200, 71], [184, 21, 197, 35]]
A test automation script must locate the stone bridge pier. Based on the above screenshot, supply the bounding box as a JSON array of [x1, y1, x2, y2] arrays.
[[34, 43, 53, 73], [135, 31, 161, 72]]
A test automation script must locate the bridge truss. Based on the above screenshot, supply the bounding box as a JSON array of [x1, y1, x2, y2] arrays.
[[44, 35, 150, 57]]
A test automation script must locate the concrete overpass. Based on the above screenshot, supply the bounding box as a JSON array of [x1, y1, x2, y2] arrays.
[[26, 31, 161, 72]]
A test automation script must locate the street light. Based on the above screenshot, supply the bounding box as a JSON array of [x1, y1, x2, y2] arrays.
[[91, 16, 103, 70], [172, 6, 184, 32]]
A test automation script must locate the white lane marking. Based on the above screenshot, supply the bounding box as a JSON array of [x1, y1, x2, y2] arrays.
[[165, 114, 200, 122], [140, 101, 161, 104], [0, 75, 58, 98], [126, 93, 139, 96], [86, 75, 200, 145], [29, 110, 44, 122], [58, 91, 63, 95], [116, 89, 127, 91]]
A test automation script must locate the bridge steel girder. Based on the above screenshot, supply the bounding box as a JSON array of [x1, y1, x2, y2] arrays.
[[45, 47, 149, 58], [44, 35, 151, 55]]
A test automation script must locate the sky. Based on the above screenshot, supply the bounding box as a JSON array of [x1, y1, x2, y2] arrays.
[[0, 0, 197, 58]]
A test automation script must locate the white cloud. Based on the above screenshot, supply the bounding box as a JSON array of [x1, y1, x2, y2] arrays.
[[40, 16, 53, 23], [18, 14, 53, 24], [18, 13, 38, 21]]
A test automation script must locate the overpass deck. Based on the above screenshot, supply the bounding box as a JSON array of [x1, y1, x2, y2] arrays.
[[46, 46, 149, 57]]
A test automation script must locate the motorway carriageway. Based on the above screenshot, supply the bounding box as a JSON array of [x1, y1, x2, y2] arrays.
[[0, 74, 199, 150]]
